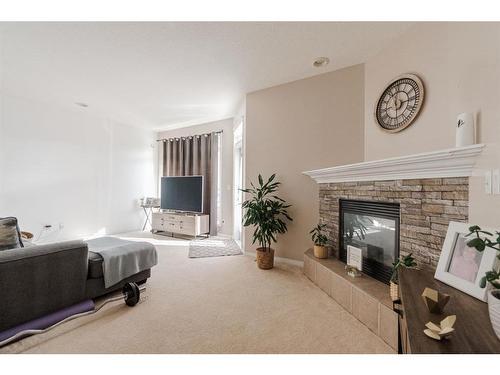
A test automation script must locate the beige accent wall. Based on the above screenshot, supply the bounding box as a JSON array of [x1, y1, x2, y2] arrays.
[[364, 22, 500, 228], [245, 64, 365, 261], [157, 118, 234, 236]]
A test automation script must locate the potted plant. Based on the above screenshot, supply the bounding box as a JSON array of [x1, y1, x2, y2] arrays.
[[389, 253, 418, 302], [309, 223, 329, 259], [241, 174, 292, 270], [466, 225, 500, 339]]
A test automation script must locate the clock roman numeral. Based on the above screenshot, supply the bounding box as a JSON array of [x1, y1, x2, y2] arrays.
[[377, 76, 423, 130]]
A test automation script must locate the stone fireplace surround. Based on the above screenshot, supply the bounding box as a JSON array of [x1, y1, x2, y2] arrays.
[[320, 177, 468, 269], [304, 144, 484, 270]]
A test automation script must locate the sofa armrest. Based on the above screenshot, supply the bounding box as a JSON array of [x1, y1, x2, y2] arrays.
[[0, 240, 89, 331]]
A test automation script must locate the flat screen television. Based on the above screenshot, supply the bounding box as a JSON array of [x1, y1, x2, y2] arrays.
[[161, 176, 204, 213]]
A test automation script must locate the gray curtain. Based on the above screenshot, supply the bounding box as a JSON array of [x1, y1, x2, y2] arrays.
[[162, 132, 220, 236]]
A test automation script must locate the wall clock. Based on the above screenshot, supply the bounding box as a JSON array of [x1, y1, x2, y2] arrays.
[[375, 74, 425, 133]]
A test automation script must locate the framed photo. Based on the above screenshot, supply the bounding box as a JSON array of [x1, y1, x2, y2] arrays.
[[435, 221, 498, 301]]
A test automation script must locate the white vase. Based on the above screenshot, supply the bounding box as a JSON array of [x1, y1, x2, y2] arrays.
[[455, 112, 475, 147], [487, 289, 500, 340]]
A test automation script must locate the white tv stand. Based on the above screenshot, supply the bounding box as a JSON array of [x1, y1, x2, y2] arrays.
[[151, 211, 210, 238]]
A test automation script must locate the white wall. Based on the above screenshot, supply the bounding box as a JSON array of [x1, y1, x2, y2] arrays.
[[364, 22, 500, 228], [0, 31, 5, 215], [157, 118, 234, 236], [0, 93, 156, 242], [245, 65, 365, 260], [0, 93, 3, 214]]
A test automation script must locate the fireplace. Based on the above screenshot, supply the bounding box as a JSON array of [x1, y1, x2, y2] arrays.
[[339, 199, 400, 284]]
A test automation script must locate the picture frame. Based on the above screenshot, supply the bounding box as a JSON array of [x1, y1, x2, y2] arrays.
[[347, 244, 363, 272], [435, 221, 498, 302]]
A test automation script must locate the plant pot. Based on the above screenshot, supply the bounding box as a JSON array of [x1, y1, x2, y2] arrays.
[[390, 281, 400, 302], [488, 289, 500, 340], [256, 247, 274, 270], [313, 245, 328, 259]]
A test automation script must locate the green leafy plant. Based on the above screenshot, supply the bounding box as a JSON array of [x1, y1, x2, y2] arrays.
[[241, 174, 292, 252], [466, 225, 500, 289], [390, 253, 418, 284], [309, 223, 328, 246], [481, 270, 500, 289]]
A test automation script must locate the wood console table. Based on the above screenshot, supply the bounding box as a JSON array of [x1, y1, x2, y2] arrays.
[[152, 211, 209, 238], [398, 267, 500, 353]]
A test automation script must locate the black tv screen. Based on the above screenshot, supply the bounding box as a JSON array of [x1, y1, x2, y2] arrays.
[[161, 176, 203, 213]]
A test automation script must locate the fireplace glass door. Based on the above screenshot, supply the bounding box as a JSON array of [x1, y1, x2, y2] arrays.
[[339, 199, 400, 284]]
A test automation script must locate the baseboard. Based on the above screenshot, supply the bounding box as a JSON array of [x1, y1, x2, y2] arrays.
[[244, 249, 304, 268]]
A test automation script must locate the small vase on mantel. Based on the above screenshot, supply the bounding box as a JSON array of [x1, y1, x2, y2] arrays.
[[488, 290, 500, 340], [313, 245, 328, 259]]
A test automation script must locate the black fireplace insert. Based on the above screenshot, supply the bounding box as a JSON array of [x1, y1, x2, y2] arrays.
[[339, 199, 400, 284]]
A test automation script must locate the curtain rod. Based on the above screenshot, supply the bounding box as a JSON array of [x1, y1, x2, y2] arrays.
[[156, 129, 223, 142]]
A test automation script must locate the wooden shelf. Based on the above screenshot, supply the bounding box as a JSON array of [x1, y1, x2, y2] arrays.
[[399, 267, 500, 353]]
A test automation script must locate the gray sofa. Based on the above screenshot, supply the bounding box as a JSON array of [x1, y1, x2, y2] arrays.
[[0, 240, 151, 332]]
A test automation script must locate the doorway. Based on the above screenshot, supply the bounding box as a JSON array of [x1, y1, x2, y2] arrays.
[[233, 120, 243, 246]]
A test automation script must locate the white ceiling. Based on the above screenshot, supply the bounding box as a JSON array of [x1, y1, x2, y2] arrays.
[[0, 22, 414, 131]]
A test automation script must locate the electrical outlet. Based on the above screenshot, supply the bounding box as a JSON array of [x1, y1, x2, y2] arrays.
[[485, 170, 492, 195], [493, 169, 500, 195]]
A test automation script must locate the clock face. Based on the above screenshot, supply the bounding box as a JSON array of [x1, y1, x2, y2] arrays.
[[375, 74, 424, 132]]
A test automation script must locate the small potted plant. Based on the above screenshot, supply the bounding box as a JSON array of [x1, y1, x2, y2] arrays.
[[309, 223, 329, 259], [466, 225, 500, 339], [241, 174, 292, 270], [389, 253, 418, 302]]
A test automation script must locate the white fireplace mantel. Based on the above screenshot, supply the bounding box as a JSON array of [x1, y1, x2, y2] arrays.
[[303, 144, 485, 184]]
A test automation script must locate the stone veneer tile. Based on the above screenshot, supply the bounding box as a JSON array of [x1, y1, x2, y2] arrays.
[[352, 288, 379, 334], [303, 255, 316, 282], [316, 264, 332, 296], [379, 304, 399, 350], [331, 273, 352, 313], [319, 177, 469, 269]]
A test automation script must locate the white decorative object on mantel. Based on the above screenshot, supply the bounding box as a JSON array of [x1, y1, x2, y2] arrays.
[[303, 144, 484, 184], [456, 112, 475, 147]]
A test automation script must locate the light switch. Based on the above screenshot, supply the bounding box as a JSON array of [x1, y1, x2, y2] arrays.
[[493, 169, 500, 195], [485, 170, 492, 194]]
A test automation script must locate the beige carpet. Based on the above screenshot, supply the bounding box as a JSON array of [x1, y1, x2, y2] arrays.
[[1, 232, 394, 354]]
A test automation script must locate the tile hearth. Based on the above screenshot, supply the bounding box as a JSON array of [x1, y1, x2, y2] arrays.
[[303, 249, 398, 350]]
